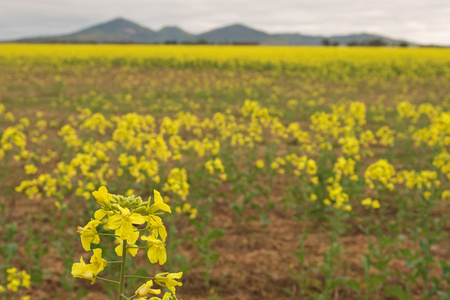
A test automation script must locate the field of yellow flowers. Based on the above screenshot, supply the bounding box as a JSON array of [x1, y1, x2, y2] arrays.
[[1, 44, 450, 300]]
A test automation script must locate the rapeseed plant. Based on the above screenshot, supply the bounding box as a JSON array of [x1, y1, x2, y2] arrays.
[[71, 187, 182, 300]]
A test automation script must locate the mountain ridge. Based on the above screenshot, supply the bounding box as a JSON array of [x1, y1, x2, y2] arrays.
[[15, 17, 415, 46]]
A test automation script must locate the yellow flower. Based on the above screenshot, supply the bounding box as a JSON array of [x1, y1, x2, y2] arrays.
[[71, 249, 107, 284], [72, 257, 98, 284], [256, 159, 264, 169], [92, 186, 112, 208], [154, 272, 183, 294], [361, 198, 372, 206], [115, 231, 140, 257], [77, 219, 101, 251], [142, 231, 167, 265], [147, 215, 167, 240], [6, 268, 28, 292], [161, 293, 178, 300], [189, 208, 197, 219], [135, 280, 161, 297], [137, 294, 176, 300], [147, 190, 171, 214], [306, 159, 317, 175], [7, 279, 20, 292], [21, 271, 31, 288], [442, 190, 450, 199], [371, 200, 381, 209], [24, 164, 37, 174], [71, 257, 97, 283], [107, 205, 145, 241]]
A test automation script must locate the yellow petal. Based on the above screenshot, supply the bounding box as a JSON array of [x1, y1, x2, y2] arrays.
[[158, 247, 167, 265], [148, 246, 158, 264], [81, 236, 92, 251], [115, 243, 123, 256], [154, 190, 171, 213], [107, 215, 123, 230], [130, 213, 146, 225], [129, 246, 138, 257], [94, 209, 106, 220], [120, 221, 134, 240], [128, 230, 140, 244]]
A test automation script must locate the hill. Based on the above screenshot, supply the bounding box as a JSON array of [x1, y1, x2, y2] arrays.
[[156, 26, 196, 43], [16, 17, 416, 46], [199, 24, 272, 44]]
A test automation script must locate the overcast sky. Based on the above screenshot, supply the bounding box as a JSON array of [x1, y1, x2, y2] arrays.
[[1, 0, 449, 45]]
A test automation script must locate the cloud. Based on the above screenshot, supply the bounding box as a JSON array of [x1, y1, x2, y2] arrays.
[[0, 0, 449, 44]]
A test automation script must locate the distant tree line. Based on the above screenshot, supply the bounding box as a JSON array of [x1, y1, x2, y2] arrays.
[[18, 38, 428, 47], [321, 38, 339, 46], [322, 37, 410, 47]]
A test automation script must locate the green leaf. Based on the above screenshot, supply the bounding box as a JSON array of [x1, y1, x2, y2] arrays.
[[208, 228, 224, 240], [345, 279, 361, 291], [437, 291, 449, 300], [441, 261, 450, 278], [384, 285, 413, 300], [6, 243, 18, 255], [260, 214, 271, 225], [399, 249, 413, 260]]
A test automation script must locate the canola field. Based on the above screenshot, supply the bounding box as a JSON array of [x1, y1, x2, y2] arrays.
[[1, 44, 450, 300]]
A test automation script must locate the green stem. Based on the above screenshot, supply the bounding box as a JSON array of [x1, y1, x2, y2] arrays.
[[118, 239, 127, 300], [127, 294, 138, 300], [98, 233, 119, 237], [122, 294, 138, 300], [95, 276, 120, 284], [108, 261, 124, 264]]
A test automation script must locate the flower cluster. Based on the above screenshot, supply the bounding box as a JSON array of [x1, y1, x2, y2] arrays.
[[0, 268, 31, 300], [71, 186, 182, 299], [364, 159, 396, 191], [205, 158, 227, 181]]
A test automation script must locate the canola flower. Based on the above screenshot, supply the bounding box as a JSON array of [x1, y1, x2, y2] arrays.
[[9, 93, 449, 216], [0, 268, 31, 300], [205, 158, 227, 181], [71, 187, 182, 300], [361, 198, 381, 209], [364, 159, 396, 191], [175, 203, 198, 219]]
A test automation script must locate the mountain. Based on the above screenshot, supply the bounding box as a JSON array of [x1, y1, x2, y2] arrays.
[[199, 24, 272, 44], [272, 33, 324, 45], [16, 17, 416, 46], [20, 18, 158, 43], [156, 26, 196, 42]]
